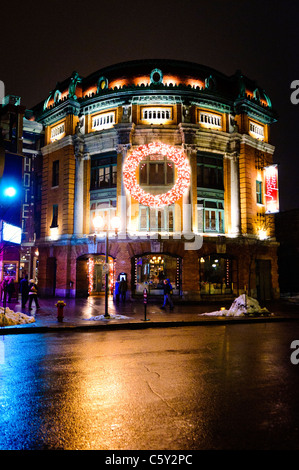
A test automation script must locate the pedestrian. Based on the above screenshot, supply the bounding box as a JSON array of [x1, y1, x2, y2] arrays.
[[119, 278, 127, 302], [20, 274, 29, 308], [114, 280, 120, 303], [7, 278, 15, 302], [160, 278, 174, 310], [1, 278, 8, 302], [28, 279, 40, 310]]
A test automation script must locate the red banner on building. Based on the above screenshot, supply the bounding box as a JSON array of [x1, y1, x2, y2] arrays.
[[264, 164, 279, 213]]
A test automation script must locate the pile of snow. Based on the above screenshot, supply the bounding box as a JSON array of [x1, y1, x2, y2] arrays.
[[200, 294, 272, 317], [0, 307, 35, 326], [85, 314, 131, 321]]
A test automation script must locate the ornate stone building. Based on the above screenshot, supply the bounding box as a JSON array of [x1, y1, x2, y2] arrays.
[[31, 59, 280, 301]]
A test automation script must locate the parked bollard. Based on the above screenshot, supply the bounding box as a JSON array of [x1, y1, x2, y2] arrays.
[[142, 288, 150, 321]]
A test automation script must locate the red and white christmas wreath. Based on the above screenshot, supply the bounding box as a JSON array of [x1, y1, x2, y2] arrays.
[[123, 142, 190, 208]]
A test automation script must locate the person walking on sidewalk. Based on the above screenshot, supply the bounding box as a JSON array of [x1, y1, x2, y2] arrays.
[[7, 278, 15, 302], [20, 274, 29, 308], [119, 278, 127, 303], [160, 279, 174, 310], [28, 279, 40, 310]]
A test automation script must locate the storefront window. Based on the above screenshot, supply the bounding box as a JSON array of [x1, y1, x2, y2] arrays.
[[3, 263, 18, 279], [199, 254, 232, 295], [134, 254, 181, 294]]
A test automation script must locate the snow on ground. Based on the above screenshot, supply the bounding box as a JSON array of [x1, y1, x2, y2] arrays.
[[0, 307, 35, 326], [200, 294, 272, 317], [85, 314, 131, 321], [284, 294, 299, 304]]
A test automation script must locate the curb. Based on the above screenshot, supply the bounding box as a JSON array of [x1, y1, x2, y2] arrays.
[[1, 315, 299, 335]]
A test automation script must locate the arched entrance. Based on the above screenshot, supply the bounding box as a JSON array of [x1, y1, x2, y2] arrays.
[[76, 254, 115, 297], [133, 253, 181, 296]]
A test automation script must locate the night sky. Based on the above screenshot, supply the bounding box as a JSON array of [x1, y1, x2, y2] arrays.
[[1, 0, 298, 212]]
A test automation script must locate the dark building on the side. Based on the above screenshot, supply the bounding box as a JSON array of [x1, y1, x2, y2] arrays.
[[275, 210, 299, 295]]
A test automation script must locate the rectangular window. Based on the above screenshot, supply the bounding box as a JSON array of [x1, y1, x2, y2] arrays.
[[52, 160, 59, 187], [90, 155, 117, 190], [50, 123, 65, 142], [256, 180, 262, 204], [92, 112, 115, 131], [199, 112, 222, 128], [197, 153, 223, 190], [141, 107, 172, 123], [249, 121, 265, 140], [197, 199, 224, 233], [89, 199, 117, 232], [139, 207, 148, 230], [139, 205, 174, 232], [139, 159, 174, 186], [50, 204, 58, 228]]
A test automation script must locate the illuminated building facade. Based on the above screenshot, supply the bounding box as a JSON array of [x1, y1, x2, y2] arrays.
[[31, 59, 280, 301]]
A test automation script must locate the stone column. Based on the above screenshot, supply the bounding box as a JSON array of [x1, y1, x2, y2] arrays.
[[182, 146, 192, 234], [73, 124, 85, 236], [117, 144, 130, 237], [230, 155, 240, 235]]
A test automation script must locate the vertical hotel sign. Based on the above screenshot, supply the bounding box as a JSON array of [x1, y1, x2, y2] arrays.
[[265, 164, 279, 213]]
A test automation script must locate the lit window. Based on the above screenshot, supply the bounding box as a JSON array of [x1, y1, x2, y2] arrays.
[[256, 180, 263, 204], [89, 199, 117, 232], [199, 112, 221, 129], [92, 112, 115, 131], [197, 199, 224, 233], [139, 205, 175, 232], [141, 107, 172, 123], [50, 122, 65, 142], [50, 204, 58, 228], [249, 121, 264, 140]]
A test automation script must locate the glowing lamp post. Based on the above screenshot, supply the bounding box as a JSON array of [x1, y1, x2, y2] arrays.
[[92, 215, 120, 318]]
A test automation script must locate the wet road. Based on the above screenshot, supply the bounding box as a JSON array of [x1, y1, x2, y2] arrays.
[[1, 322, 299, 450]]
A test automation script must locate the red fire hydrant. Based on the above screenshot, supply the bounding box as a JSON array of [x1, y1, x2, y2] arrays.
[[55, 301, 66, 322]]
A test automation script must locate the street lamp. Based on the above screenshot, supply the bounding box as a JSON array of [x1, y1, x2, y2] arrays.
[[4, 186, 17, 198], [92, 214, 120, 318]]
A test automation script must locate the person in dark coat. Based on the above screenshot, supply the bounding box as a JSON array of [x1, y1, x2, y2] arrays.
[[119, 279, 127, 302], [160, 279, 174, 310], [114, 280, 120, 303], [7, 278, 15, 302], [20, 275, 29, 308], [28, 279, 40, 310], [1, 278, 8, 302]]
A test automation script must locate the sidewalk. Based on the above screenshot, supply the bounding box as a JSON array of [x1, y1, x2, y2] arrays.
[[1, 295, 299, 335]]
